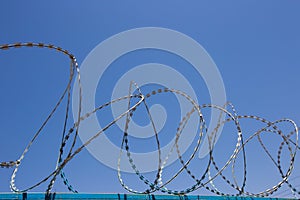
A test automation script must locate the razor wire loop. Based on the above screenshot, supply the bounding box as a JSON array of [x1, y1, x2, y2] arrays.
[[178, 103, 247, 196], [117, 82, 162, 194], [202, 115, 298, 197], [191, 113, 298, 197], [176, 103, 244, 195], [1, 42, 299, 198], [117, 89, 245, 196], [233, 115, 298, 197], [237, 118, 297, 197], [0, 42, 82, 193]]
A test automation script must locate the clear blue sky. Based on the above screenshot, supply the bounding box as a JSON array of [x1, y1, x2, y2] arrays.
[[0, 1, 299, 198]]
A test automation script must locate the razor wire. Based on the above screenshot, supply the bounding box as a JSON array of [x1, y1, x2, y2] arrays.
[[0, 42, 299, 198]]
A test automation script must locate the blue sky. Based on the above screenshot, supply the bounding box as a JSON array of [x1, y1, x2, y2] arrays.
[[0, 1, 299, 197]]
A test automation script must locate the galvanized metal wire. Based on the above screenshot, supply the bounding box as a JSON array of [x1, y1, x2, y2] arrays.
[[0, 42, 299, 198]]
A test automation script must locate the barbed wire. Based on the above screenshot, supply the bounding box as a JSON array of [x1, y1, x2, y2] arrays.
[[0, 42, 299, 198]]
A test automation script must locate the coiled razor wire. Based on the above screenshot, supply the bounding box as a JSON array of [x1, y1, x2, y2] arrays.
[[0, 42, 299, 198]]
